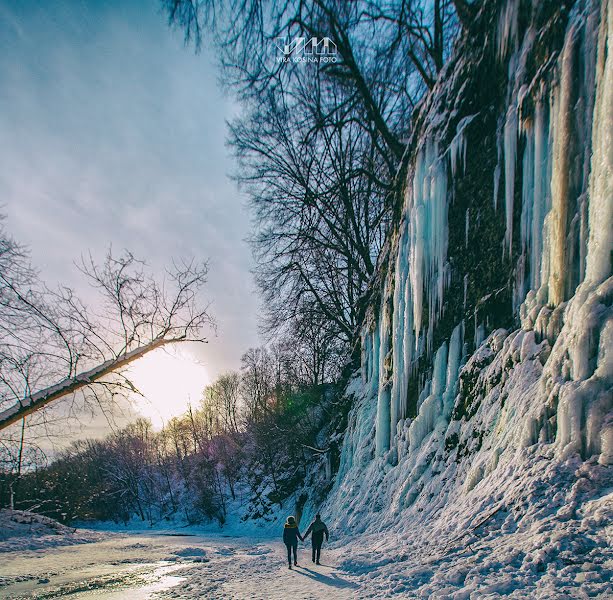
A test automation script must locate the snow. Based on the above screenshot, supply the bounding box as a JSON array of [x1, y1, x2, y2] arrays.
[[0, 509, 105, 553], [2, 489, 612, 599], [322, 320, 612, 598], [0, 525, 364, 599]]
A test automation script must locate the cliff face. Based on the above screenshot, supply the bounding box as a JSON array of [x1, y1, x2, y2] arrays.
[[358, 0, 611, 450], [311, 0, 612, 591]]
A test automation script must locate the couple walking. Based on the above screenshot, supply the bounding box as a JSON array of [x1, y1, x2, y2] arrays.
[[282, 514, 329, 569]]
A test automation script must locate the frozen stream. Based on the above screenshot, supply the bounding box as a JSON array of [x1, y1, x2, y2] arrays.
[[0, 531, 360, 599]]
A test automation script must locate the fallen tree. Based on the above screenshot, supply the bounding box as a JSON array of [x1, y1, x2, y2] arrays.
[[0, 229, 212, 432]]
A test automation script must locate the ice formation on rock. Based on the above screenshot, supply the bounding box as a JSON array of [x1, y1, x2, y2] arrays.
[[333, 0, 612, 526]]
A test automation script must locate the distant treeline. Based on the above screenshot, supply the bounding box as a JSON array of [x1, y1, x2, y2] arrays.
[[1, 343, 349, 525]]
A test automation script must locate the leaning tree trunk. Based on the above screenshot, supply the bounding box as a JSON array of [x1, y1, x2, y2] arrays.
[[0, 336, 184, 431]]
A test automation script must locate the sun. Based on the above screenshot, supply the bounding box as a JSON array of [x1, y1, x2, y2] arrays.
[[125, 346, 209, 428]]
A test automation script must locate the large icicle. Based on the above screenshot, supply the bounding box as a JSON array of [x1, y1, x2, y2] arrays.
[[497, 0, 519, 61], [530, 98, 550, 291], [375, 280, 392, 456], [449, 115, 477, 177], [547, 24, 577, 306], [408, 140, 449, 348], [503, 105, 518, 255], [390, 220, 410, 445], [442, 324, 463, 419], [408, 341, 447, 453], [585, 0, 613, 285]]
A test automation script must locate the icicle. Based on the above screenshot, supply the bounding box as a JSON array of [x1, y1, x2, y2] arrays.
[[376, 279, 392, 456], [361, 330, 370, 384], [410, 151, 426, 343], [547, 24, 577, 305], [497, 0, 519, 62], [390, 220, 410, 444], [431, 342, 448, 399], [585, 0, 613, 285], [408, 341, 447, 453], [530, 98, 550, 290], [371, 324, 380, 397], [474, 321, 485, 349], [514, 116, 534, 310], [408, 140, 449, 348], [493, 164, 501, 210], [401, 275, 414, 420], [503, 105, 518, 255], [443, 324, 463, 419], [449, 114, 477, 177]]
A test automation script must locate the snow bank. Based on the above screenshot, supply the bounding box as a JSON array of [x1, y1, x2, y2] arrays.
[[0, 509, 106, 553]]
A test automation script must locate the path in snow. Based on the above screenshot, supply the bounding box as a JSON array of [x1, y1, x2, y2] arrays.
[[0, 532, 360, 599]]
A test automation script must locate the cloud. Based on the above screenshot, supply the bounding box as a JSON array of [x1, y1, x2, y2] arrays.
[[0, 0, 260, 435]]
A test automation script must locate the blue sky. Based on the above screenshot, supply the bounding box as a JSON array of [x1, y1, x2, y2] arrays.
[[0, 0, 260, 387]]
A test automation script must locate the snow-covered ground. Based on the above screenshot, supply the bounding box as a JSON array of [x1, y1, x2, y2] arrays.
[[0, 523, 360, 599], [1, 503, 611, 599]]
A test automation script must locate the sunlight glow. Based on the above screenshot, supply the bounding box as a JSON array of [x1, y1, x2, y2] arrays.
[[126, 346, 209, 428]]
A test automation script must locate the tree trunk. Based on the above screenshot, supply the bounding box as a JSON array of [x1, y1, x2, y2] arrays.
[[0, 337, 184, 431]]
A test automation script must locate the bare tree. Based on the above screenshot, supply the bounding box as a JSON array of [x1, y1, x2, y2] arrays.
[[0, 226, 212, 432], [231, 83, 390, 345], [164, 0, 461, 350]]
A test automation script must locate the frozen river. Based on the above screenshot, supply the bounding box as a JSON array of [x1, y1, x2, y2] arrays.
[[0, 531, 359, 599]]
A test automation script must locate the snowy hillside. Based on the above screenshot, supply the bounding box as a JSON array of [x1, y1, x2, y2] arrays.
[[302, 0, 612, 595]]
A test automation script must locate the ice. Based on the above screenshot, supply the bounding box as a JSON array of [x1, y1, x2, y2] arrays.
[[375, 277, 392, 455], [408, 141, 449, 348], [443, 324, 463, 418], [503, 105, 518, 255], [326, 1, 612, 596], [547, 24, 577, 305], [339, 4, 611, 593], [449, 114, 477, 177], [497, 0, 519, 61], [530, 98, 550, 290], [3, 0, 613, 598], [585, 0, 613, 285], [390, 220, 410, 443]]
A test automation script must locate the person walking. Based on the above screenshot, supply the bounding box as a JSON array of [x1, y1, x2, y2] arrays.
[[303, 513, 329, 565], [283, 515, 303, 569]]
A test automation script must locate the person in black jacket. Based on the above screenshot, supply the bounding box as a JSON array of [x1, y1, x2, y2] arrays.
[[282, 515, 303, 568], [303, 514, 329, 565]]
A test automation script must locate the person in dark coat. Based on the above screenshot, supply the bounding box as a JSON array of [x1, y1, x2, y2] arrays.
[[303, 513, 329, 565], [282, 515, 303, 568]]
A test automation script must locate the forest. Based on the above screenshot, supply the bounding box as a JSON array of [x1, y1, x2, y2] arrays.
[[2, 343, 347, 525]]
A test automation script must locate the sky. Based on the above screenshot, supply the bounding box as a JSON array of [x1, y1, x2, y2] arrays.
[[0, 0, 261, 431]]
